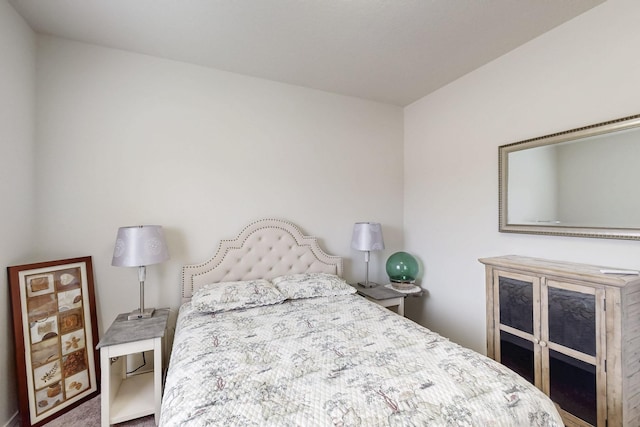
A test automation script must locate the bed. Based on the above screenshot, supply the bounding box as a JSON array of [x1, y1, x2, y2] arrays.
[[160, 219, 562, 426]]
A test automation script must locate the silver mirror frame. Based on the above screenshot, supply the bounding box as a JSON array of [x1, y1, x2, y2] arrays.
[[499, 113, 640, 240]]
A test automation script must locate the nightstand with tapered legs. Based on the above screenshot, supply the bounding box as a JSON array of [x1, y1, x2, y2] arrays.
[[354, 284, 407, 316], [96, 308, 169, 427]]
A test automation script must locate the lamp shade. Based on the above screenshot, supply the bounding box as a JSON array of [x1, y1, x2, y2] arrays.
[[112, 225, 170, 267], [351, 222, 385, 251]]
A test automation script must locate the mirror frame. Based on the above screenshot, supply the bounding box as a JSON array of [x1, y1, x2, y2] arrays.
[[499, 113, 640, 240]]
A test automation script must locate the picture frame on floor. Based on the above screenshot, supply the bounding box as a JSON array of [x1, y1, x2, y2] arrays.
[[8, 256, 100, 426]]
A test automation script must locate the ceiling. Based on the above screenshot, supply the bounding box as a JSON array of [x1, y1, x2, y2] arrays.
[[10, 0, 604, 106]]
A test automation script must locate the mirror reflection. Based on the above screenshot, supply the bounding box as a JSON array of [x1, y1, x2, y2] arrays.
[[499, 114, 640, 239]]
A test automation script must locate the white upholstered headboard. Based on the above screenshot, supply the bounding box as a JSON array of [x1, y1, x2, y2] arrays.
[[181, 218, 343, 302]]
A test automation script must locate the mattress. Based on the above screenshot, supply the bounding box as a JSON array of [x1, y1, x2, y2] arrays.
[[160, 294, 562, 426]]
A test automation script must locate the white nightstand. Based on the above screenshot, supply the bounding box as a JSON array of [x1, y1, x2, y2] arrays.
[[96, 309, 169, 427], [355, 284, 407, 316]]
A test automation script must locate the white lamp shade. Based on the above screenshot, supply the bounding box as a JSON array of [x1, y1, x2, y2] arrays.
[[351, 222, 385, 251], [112, 225, 170, 267]]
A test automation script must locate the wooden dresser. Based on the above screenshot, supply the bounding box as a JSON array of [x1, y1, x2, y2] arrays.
[[479, 255, 640, 427]]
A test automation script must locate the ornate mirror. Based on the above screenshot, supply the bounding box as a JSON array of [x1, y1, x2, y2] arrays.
[[499, 114, 640, 239]]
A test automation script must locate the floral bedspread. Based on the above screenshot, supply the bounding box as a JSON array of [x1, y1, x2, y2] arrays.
[[160, 295, 562, 426]]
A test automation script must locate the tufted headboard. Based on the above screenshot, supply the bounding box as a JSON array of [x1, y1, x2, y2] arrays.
[[181, 218, 343, 303]]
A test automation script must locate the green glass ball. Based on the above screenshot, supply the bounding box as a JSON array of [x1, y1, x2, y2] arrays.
[[386, 252, 419, 282]]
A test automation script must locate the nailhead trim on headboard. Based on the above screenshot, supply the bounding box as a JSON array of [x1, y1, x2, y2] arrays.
[[181, 219, 343, 302]]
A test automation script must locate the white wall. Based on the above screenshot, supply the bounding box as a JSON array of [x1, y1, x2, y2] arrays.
[[404, 0, 640, 353], [34, 36, 404, 334], [0, 1, 36, 424]]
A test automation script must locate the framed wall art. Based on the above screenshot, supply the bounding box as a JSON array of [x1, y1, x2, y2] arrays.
[[8, 256, 100, 426]]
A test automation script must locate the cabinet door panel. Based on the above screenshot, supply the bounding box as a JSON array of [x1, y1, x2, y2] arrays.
[[549, 349, 597, 426], [543, 281, 604, 427], [499, 330, 535, 384], [547, 286, 596, 356], [498, 276, 534, 334]]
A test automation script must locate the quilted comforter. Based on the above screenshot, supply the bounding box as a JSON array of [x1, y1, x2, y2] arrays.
[[160, 295, 562, 426]]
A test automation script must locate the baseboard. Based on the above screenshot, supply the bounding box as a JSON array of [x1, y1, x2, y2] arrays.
[[2, 411, 19, 427]]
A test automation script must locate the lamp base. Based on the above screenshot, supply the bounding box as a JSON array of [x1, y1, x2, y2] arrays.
[[357, 281, 380, 288], [128, 307, 155, 320]]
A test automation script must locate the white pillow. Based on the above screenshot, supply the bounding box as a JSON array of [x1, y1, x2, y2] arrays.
[[192, 279, 285, 313], [272, 273, 355, 300]]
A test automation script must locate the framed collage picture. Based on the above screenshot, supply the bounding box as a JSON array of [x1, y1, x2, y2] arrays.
[[8, 256, 100, 426]]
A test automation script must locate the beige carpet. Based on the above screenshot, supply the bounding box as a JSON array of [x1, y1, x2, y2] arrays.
[[42, 394, 155, 427]]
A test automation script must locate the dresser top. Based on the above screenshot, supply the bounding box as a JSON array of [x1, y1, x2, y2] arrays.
[[479, 255, 640, 288]]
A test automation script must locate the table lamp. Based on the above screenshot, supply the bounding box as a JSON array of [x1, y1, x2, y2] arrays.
[[351, 222, 385, 288], [112, 225, 169, 320]]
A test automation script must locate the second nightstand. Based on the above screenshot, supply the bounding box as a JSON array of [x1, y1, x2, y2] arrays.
[[96, 308, 169, 427], [355, 284, 407, 316]]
